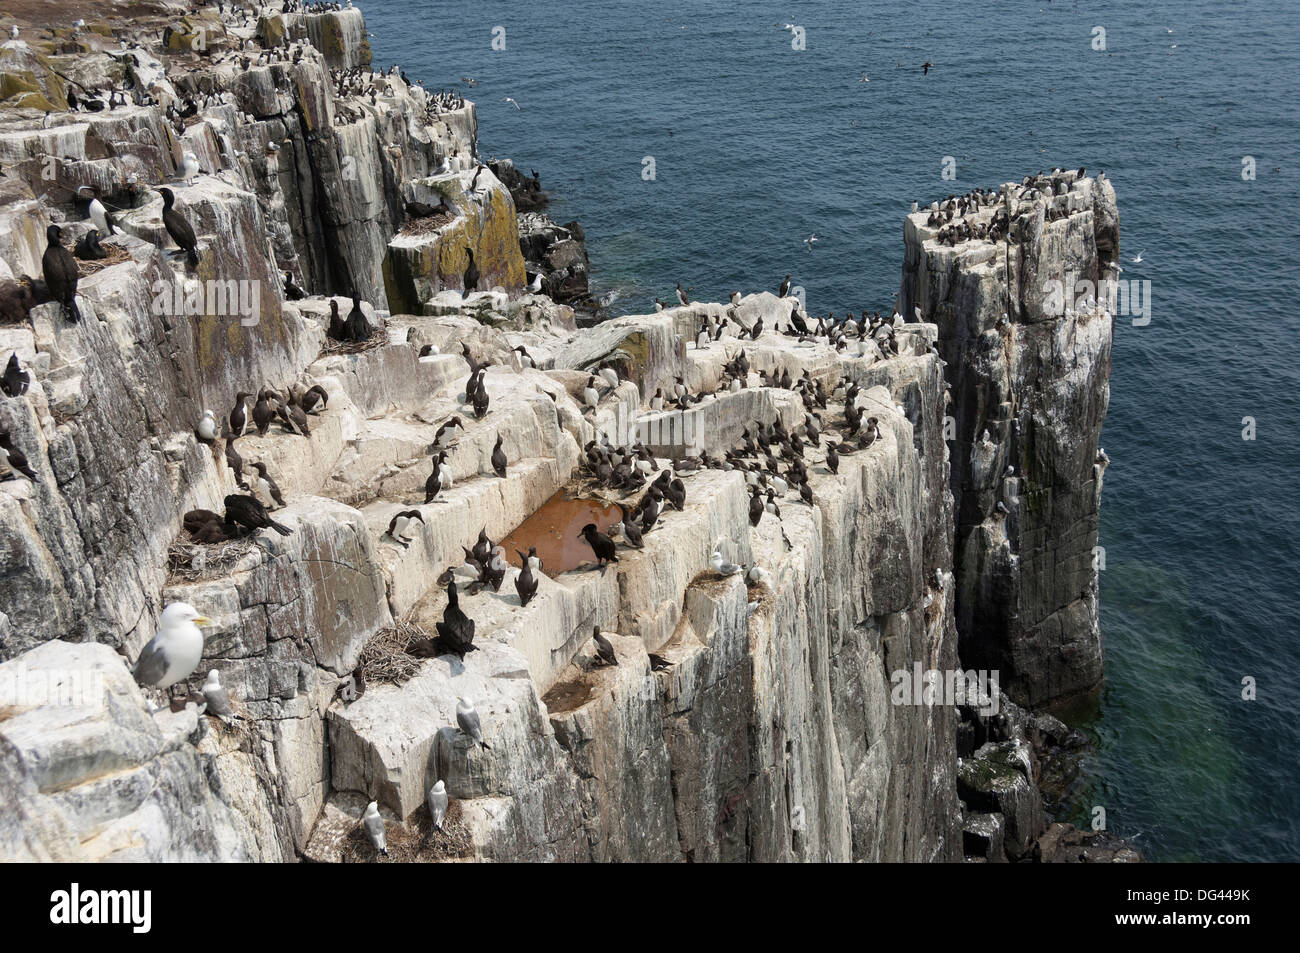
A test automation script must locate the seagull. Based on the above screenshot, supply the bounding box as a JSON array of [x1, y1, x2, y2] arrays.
[[201, 670, 233, 717], [427, 780, 448, 830], [456, 695, 490, 749], [710, 545, 743, 577], [1131, 250, 1145, 263], [860, 72, 869, 82], [362, 801, 388, 856], [196, 409, 219, 442], [180, 150, 200, 185], [132, 603, 213, 694], [804, 233, 819, 250], [504, 97, 520, 110]]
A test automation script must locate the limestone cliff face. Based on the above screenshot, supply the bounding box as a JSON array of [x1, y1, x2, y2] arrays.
[[0, 3, 1112, 863], [899, 175, 1117, 707]]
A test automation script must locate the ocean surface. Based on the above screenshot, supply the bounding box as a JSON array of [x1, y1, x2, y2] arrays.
[[364, 0, 1300, 862]]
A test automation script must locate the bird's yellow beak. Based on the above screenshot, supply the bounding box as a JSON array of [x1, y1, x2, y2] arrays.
[[193, 616, 213, 627]]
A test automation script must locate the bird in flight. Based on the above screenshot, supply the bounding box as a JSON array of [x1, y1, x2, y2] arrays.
[[504, 97, 520, 109], [922, 61, 933, 75], [804, 233, 819, 250], [860, 72, 870, 82], [1131, 250, 1145, 264]]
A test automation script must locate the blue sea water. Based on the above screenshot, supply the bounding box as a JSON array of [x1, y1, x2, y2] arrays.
[[364, 0, 1300, 862]]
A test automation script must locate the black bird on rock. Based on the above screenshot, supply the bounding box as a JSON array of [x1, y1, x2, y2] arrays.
[[435, 578, 477, 659], [283, 271, 306, 300], [74, 228, 108, 260], [299, 384, 329, 414], [159, 188, 200, 266], [0, 429, 37, 480], [224, 493, 292, 536], [463, 247, 479, 292], [592, 626, 617, 666], [42, 224, 80, 322], [344, 291, 372, 342], [514, 549, 537, 606], [579, 522, 618, 568], [2, 352, 30, 397], [327, 299, 346, 339], [491, 433, 507, 478]]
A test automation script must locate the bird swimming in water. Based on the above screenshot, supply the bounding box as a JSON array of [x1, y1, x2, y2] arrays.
[[132, 602, 213, 696], [42, 224, 80, 322], [362, 801, 388, 856], [224, 493, 292, 536], [592, 626, 617, 666], [456, 695, 490, 748]]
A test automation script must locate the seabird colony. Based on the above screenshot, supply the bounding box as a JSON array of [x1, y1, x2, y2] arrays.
[[0, 0, 963, 861]]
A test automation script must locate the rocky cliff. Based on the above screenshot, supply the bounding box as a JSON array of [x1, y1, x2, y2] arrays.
[[0, 2, 1118, 862]]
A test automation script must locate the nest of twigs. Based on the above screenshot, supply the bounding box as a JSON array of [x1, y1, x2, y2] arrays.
[[356, 619, 428, 686], [319, 324, 391, 356], [399, 210, 455, 237], [339, 800, 473, 863], [167, 538, 259, 581], [76, 244, 133, 276]]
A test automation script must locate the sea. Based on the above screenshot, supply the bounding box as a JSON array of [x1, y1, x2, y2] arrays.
[[363, 0, 1300, 862]]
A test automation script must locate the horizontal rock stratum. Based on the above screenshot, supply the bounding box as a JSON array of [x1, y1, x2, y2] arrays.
[[0, 2, 1116, 862]]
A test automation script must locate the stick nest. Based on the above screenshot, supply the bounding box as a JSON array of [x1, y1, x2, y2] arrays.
[[398, 210, 455, 237], [76, 244, 133, 276], [167, 538, 259, 581], [357, 619, 428, 686], [319, 324, 391, 356], [340, 800, 474, 863]]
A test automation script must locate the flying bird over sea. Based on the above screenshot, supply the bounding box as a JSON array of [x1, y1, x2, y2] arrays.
[[504, 97, 520, 109]]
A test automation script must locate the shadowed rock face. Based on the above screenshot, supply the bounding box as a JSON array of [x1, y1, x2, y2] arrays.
[[900, 173, 1117, 708], [0, 5, 1113, 863]]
